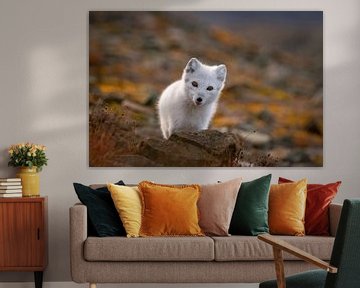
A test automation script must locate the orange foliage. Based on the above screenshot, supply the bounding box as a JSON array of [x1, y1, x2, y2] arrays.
[[210, 27, 245, 48], [213, 116, 241, 128], [89, 129, 117, 166]]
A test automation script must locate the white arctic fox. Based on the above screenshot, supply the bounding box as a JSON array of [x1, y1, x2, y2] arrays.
[[158, 58, 227, 139]]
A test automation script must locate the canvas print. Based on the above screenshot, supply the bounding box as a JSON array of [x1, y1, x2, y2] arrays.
[[89, 11, 323, 167]]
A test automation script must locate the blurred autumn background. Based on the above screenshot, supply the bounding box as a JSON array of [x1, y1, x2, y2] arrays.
[[89, 11, 323, 167]]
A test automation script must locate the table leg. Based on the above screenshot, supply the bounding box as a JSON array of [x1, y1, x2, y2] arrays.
[[34, 271, 43, 288]]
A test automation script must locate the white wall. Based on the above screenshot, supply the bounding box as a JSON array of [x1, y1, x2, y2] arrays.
[[0, 0, 359, 283]]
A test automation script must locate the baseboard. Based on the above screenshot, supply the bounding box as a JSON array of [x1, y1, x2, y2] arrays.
[[0, 282, 259, 288]]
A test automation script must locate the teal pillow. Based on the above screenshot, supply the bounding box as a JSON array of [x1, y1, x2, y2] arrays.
[[229, 174, 272, 236]]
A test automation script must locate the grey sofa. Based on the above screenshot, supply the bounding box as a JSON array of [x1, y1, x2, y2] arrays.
[[70, 202, 342, 288]]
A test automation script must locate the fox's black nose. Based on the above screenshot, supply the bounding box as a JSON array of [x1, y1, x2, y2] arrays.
[[196, 97, 203, 103]]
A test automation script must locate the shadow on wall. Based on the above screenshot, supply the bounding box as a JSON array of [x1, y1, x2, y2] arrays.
[[0, 0, 203, 283], [0, 1, 85, 283], [0, 149, 10, 177]]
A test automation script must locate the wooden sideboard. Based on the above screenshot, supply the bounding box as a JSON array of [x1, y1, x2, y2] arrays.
[[0, 197, 48, 288]]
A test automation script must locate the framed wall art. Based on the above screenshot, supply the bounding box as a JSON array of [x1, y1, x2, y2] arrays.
[[89, 11, 323, 167]]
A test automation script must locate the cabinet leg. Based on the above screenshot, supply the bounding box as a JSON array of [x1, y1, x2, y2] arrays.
[[34, 271, 43, 288]]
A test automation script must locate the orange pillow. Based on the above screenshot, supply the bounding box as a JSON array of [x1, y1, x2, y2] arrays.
[[278, 177, 341, 236], [269, 179, 307, 236], [138, 181, 204, 237]]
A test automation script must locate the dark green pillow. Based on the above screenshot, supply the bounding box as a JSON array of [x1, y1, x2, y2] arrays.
[[73, 181, 126, 237], [229, 174, 272, 236]]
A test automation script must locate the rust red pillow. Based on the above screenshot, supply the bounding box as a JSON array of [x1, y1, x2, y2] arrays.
[[278, 177, 341, 236]]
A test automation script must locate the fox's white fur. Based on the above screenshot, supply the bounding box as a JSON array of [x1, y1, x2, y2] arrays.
[[158, 58, 227, 139]]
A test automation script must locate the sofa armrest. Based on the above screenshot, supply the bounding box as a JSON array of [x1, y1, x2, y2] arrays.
[[69, 203, 88, 283], [329, 203, 342, 237]]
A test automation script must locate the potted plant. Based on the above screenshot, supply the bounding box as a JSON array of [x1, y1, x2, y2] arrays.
[[8, 143, 48, 197]]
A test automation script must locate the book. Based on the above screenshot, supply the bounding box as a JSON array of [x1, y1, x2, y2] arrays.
[[0, 188, 22, 192], [0, 193, 22, 198], [0, 182, 22, 186], [0, 185, 22, 193], [0, 178, 21, 182]]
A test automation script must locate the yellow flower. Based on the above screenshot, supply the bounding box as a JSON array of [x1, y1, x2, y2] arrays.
[[8, 149, 13, 155], [27, 152, 32, 157]]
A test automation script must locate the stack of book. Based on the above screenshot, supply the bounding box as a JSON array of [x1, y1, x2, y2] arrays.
[[0, 178, 22, 197]]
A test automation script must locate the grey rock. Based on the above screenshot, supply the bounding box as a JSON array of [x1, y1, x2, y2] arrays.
[[137, 130, 243, 167], [284, 150, 312, 166], [233, 129, 271, 148], [114, 155, 160, 167], [135, 127, 163, 139]]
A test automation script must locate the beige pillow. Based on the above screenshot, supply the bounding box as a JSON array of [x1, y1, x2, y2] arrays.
[[198, 178, 242, 236]]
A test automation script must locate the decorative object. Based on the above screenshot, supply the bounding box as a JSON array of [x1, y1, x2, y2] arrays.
[[278, 177, 341, 235], [269, 179, 307, 236], [89, 11, 323, 167], [107, 183, 142, 238], [138, 181, 203, 236], [0, 178, 22, 197], [73, 181, 126, 237], [16, 167, 39, 197], [8, 143, 48, 197], [229, 174, 272, 236], [198, 178, 242, 236], [0, 197, 48, 288]]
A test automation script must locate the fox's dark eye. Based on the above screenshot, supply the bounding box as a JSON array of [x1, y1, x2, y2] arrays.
[[207, 86, 214, 91], [191, 81, 198, 87]]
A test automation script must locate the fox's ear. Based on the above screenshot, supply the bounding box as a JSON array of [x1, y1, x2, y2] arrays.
[[216, 64, 227, 82], [185, 58, 200, 73]]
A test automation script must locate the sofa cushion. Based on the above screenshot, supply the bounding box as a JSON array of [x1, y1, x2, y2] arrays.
[[139, 181, 203, 237], [269, 179, 307, 236], [212, 236, 334, 261], [84, 236, 214, 261], [73, 181, 126, 237], [199, 178, 242, 236], [107, 183, 142, 238], [279, 177, 341, 236], [229, 174, 271, 236]]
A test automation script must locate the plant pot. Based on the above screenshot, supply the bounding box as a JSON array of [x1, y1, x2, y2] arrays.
[[17, 167, 40, 197]]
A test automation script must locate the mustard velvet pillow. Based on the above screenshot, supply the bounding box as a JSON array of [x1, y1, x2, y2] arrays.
[[107, 183, 142, 238], [138, 181, 204, 237], [269, 179, 307, 236]]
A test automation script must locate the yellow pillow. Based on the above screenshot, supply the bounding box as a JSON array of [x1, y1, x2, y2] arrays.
[[269, 179, 307, 236], [107, 183, 142, 238], [138, 181, 204, 237]]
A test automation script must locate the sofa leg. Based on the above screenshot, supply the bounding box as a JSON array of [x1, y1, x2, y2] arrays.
[[89, 283, 96, 288]]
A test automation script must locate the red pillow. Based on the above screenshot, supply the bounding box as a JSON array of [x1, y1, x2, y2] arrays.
[[278, 177, 341, 236]]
